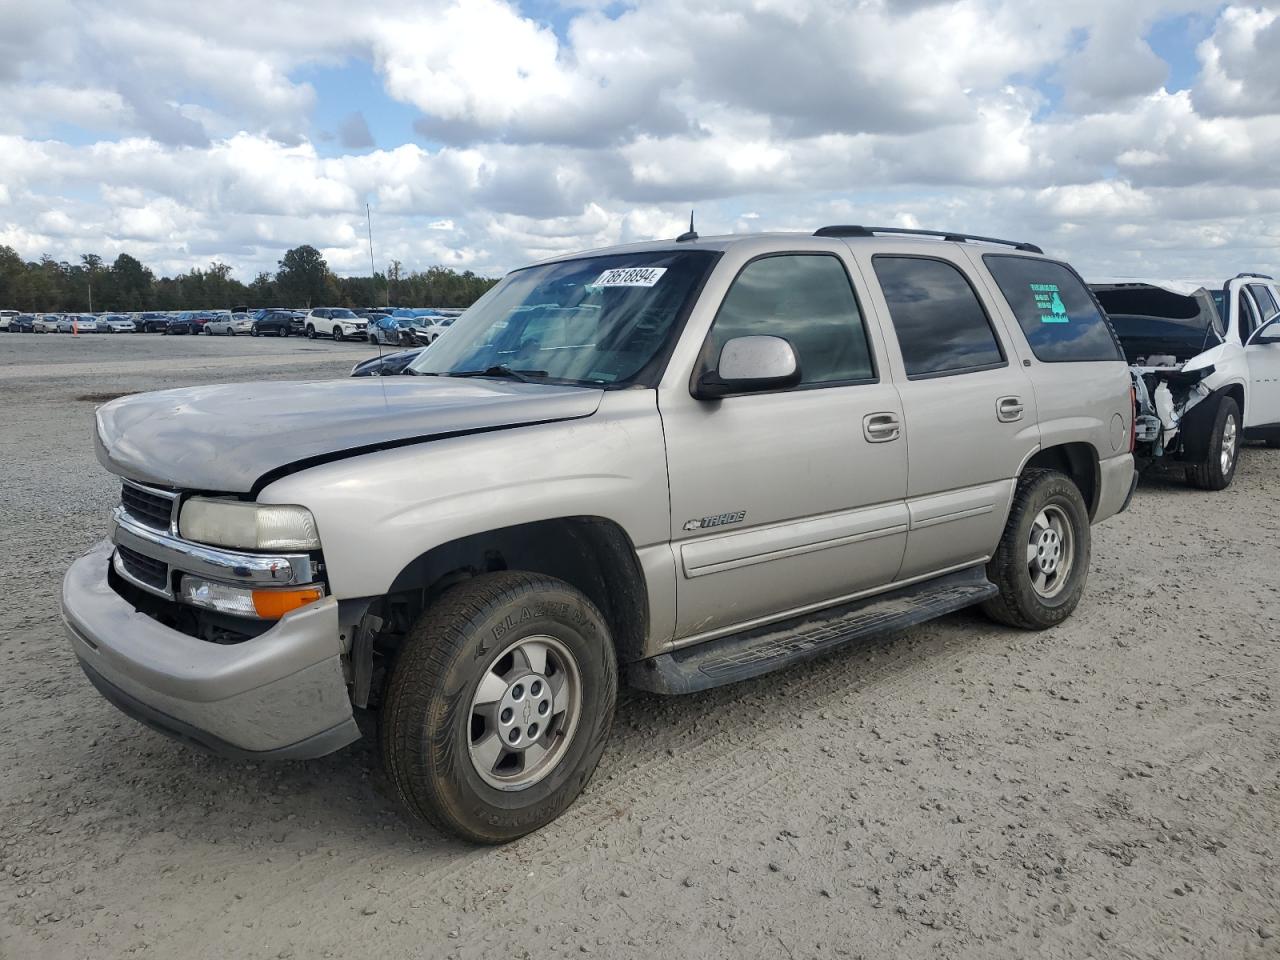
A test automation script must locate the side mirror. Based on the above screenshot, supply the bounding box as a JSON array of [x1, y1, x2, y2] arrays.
[[693, 335, 802, 400], [1248, 315, 1280, 345]]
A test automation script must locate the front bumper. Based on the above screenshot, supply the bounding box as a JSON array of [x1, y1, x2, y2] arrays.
[[62, 541, 359, 759]]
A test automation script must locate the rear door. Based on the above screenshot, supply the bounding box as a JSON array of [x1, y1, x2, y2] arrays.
[[854, 245, 1039, 580], [660, 247, 909, 642]]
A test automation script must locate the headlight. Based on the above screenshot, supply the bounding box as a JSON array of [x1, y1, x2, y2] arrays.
[[179, 498, 321, 551]]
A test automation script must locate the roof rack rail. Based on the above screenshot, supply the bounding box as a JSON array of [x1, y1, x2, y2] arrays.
[[1234, 271, 1275, 281], [813, 225, 1044, 255]]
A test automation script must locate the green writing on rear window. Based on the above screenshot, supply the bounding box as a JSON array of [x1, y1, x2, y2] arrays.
[[1030, 283, 1069, 323]]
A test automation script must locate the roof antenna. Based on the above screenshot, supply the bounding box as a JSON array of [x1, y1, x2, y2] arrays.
[[676, 209, 698, 243]]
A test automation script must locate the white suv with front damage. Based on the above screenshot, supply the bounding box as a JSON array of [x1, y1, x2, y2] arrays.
[[1090, 274, 1280, 489]]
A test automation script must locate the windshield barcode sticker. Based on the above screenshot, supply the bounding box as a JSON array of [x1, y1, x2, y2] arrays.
[[591, 267, 667, 288]]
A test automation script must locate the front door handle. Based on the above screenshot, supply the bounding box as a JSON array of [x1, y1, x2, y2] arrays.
[[997, 396, 1025, 423], [863, 412, 901, 443]]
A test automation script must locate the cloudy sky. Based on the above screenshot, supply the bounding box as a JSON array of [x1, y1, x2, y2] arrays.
[[1, 0, 1278, 281]]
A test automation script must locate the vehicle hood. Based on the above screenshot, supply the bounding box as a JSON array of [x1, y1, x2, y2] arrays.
[[95, 377, 604, 493], [1090, 277, 1209, 298]]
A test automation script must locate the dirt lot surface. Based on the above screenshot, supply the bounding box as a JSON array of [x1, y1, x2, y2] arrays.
[[1, 333, 1277, 959]]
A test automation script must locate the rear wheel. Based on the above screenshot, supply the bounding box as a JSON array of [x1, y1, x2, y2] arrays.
[[381, 572, 617, 844], [1267, 439, 1280, 450], [1185, 397, 1240, 491], [982, 469, 1091, 630], [250, 325, 259, 337]]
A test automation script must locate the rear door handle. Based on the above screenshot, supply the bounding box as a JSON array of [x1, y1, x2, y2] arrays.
[[997, 396, 1025, 423], [863, 412, 901, 443]]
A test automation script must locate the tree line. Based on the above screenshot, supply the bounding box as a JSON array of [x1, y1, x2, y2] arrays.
[[0, 244, 500, 313]]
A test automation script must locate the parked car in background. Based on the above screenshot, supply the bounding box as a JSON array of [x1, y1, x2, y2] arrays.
[[355, 308, 391, 321], [56, 314, 99, 333], [205, 312, 253, 336], [164, 313, 197, 335], [1090, 272, 1280, 489], [34, 314, 61, 333], [10, 314, 36, 332], [0, 310, 17, 331], [366, 314, 432, 346], [304, 307, 367, 341], [100, 314, 138, 333], [349, 347, 424, 376], [69, 226, 1136, 843], [138, 312, 172, 332], [250, 310, 301, 337], [419, 314, 456, 343]]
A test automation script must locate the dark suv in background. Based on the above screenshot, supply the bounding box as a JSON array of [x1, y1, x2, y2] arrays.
[[250, 310, 303, 337]]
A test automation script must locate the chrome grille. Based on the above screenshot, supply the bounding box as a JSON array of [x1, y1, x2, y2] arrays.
[[115, 543, 169, 592], [120, 481, 177, 531]]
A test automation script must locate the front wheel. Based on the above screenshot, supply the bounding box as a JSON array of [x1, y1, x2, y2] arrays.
[[381, 572, 617, 844], [332, 326, 344, 342], [306, 324, 316, 339], [981, 469, 1091, 630], [1185, 396, 1240, 491], [250, 325, 259, 337]]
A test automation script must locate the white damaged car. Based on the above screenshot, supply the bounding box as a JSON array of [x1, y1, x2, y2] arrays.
[[1090, 274, 1280, 489]]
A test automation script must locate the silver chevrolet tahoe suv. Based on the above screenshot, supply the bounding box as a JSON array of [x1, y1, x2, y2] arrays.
[[63, 226, 1137, 843]]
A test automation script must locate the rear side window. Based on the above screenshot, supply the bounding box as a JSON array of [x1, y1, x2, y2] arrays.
[[872, 256, 1005, 378], [706, 254, 875, 386], [983, 255, 1123, 362]]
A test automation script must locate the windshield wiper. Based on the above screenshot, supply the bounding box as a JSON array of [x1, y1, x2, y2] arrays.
[[449, 365, 549, 384]]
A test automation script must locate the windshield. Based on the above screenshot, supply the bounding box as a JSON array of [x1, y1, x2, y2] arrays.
[[330, 308, 358, 319], [407, 250, 718, 386]]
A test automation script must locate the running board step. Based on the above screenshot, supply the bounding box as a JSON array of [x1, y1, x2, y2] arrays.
[[627, 566, 997, 695]]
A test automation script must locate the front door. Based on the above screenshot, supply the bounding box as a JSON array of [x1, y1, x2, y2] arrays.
[[1246, 315, 1280, 428], [660, 251, 909, 642]]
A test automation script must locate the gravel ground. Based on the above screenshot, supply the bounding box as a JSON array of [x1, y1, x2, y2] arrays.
[[1, 333, 1277, 960]]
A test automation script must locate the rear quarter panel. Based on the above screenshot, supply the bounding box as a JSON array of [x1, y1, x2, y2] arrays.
[[960, 248, 1134, 519]]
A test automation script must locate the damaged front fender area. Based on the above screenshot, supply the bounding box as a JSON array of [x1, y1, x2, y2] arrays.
[[1178, 384, 1239, 466], [1133, 365, 1216, 460]]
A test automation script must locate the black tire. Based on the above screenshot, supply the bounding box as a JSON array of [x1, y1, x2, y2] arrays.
[[333, 326, 344, 342], [281, 326, 290, 337], [1185, 397, 1240, 491], [1267, 439, 1280, 450], [380, 572, 617, 844], [306, 324, 316, 339], [250, 325, 259, 337], [368, 334, 378, 345], [981, 469, 1091, 630]]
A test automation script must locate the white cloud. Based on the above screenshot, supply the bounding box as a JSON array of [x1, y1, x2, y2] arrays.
[[1194, 4, 1280, 117], [0, 0, 1277, 284]]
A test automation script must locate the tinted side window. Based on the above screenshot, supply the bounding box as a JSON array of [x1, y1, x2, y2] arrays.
[[706, 254, 875, 386], [983, 255, 1123, 362], [1248, 284, 1278, 320], [873, 256, 1005, 377], [1239, 290, 1261, 340]]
